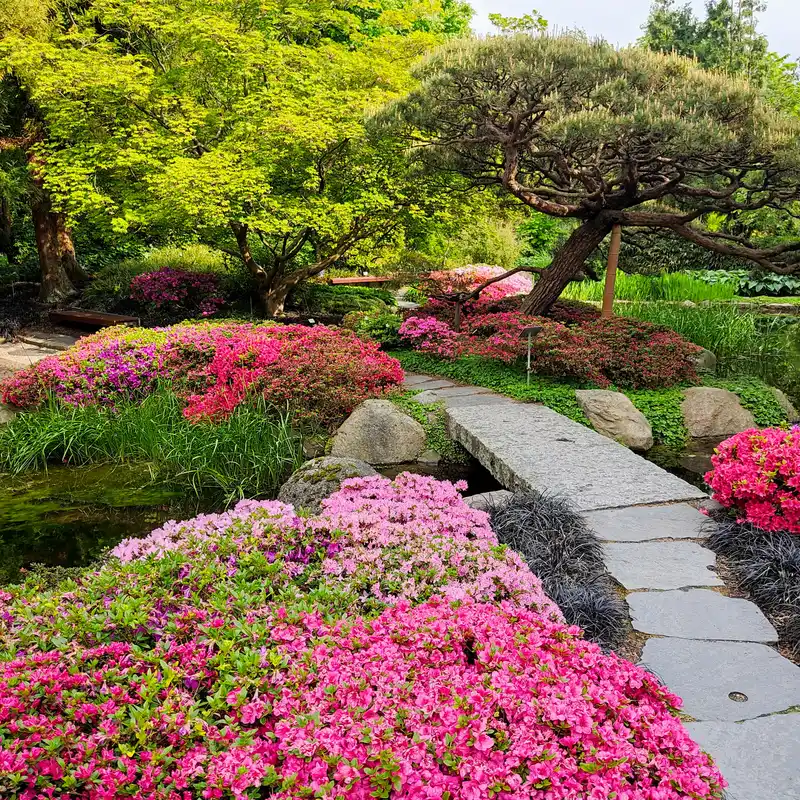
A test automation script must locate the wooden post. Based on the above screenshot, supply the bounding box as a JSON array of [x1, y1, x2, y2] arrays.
[[601, 224, 622, 319]]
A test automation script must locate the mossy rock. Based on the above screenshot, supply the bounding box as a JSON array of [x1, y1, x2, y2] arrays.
[[277, 456, 378, 513]]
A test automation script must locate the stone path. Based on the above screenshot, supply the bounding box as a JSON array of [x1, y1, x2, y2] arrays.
[[405, 372, 800, 799]]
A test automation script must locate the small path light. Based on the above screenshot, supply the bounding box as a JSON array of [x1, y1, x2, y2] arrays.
[[520, 325, 544, 385]]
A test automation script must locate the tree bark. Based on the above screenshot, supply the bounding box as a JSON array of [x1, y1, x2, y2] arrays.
[[0, 197, 15, 264], [55, 214, 88, 284], [520, 216, 614, 315], [32, 193, 76, 303]]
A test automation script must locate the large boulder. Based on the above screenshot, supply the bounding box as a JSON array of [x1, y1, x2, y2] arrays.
[[771, 387, 800, 423], [575, 389, 654, 451], [690, 348, 717, 374], [277, 456, 377, 513], [681, 387, 755, 439], [331, 399, 427, 464]]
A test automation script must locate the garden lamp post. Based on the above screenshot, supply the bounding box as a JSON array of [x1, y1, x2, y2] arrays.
[[520, 325, 544, 385], [601, 224, 623, 319]]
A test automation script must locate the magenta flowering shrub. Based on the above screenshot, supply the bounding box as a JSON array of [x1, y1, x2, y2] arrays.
[[130, 268, 226, 316], [426, 265, 533, 305], [397, 315, 462, 358], [0, 475, 724, 799], [705, 427, 800, 533], [0, 323, 404, 427]]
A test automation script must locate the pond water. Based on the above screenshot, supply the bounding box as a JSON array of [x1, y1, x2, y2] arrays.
[[0, 456, 498, 585], [644, 437, 721, 491]]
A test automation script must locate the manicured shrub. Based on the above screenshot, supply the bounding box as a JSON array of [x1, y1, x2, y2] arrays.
[[287, 283, 394, 315], [0, 475, 725, 799], [348, 309, 403, 349], [130, 267, 225, 316], [399, 309, 699, 388], [0, 323, 404, 428], [546, 298, 601, 326], [705, 427, 800, 533]]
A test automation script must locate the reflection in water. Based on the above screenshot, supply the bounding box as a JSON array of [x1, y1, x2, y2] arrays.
[[0, 464, 214, 585], [644, 438, 722, 490]]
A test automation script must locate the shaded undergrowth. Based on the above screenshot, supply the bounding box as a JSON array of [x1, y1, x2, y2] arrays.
[[487, 492, 629, 651]]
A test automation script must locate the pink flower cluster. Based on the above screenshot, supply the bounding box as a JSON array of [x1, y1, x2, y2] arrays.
[[130, 268, 225, 316], [426, 266, 533, 305], [0, 322, 404, 427], [705, 426, 800, 533], [0, 474, 724, 799]]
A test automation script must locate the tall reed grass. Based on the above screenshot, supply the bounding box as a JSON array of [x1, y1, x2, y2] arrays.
[[617, 302, 800, 392], [0, 391, 303, 502], [561, 272, 737, 303]]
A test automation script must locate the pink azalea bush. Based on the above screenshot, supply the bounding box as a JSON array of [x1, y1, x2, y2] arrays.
[[426, 265, 533, 306], [705, 427, 800, 533], [0, 474, 724, 799], [130, 267, 226, 316], [0, 323, 403, 427]]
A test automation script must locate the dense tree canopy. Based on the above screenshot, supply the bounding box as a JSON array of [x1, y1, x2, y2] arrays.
[[1, 0, 472, 312], [387, 34, 800, 313]]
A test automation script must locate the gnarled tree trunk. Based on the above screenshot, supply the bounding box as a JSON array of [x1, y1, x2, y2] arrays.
[[520, 216, 614, 315], [55, 214, 87, 285], [32, 193, 76, 303]]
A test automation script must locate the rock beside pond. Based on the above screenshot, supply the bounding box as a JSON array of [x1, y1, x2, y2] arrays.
[[771, 387, 800, 423], [0, 403, 15, 425], [690, 348, 717, 374], [575, 389, 654, 451], [681, 387, 755, 438], [331, 399, 426, 464], [277, 456, 377, 513]]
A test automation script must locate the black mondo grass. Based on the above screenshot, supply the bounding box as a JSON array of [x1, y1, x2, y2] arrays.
[[487, 491, 629, 651], [707, 518, 800, 660]]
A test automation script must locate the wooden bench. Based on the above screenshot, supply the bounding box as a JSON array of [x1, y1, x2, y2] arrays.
[[49, 309, 140, 330], [327, 276, 393, 286]]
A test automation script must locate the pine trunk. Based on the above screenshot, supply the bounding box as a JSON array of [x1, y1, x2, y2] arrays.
[[520, 217, 614, 316]]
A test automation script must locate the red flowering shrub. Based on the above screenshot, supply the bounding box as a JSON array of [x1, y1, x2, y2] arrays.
[[402, 303, 700, 389], [546, 299, 601, 326], [130, 267, 226, 316], [0, 323, 403, 428], [705, 427, 800, 533], [425, 265, 533, 304], [581, 318, 701, 389]]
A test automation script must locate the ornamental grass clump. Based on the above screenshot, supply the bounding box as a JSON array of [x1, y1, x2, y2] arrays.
[[705, 427, 800, 533], [0, 474, 725, 799], [0, 322, 404, 429]]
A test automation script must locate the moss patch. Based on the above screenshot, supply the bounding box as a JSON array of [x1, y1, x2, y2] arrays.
[[388, 391, 470, 465]]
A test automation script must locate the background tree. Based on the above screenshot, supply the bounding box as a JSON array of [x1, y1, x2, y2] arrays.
[[388, 35, 800, 314], [1, 0, 472, 313]]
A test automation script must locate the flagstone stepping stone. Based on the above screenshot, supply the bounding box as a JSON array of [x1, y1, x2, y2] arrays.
[[627, 589, 777, 642], [584, 503, 709, 542], [642, 638, 800, 721], [405, 378, 455, 391], [414, 386, 495, 404], [603, 541, 723, 590], [686, 713, 800, 800], [402, 373, 448, 388]]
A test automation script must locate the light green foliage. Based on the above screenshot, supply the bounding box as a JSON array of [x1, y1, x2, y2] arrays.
[[389, 391, 469, 464], [562, 272, 737, 303], [1, 0, 472, 310], [0, 390, 303, 502], [626, 389, 688, 448], [489, 11, 548, 35], [693, 269, 800, 297], [348, 309, 403, 348]]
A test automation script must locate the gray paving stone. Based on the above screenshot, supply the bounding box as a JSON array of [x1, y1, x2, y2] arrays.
[[642, 638, 800, 721], [627, 589, 777, 641], [442, 394, 516, 408], [414, 386, 493, 404], [445, 403, 706, 511], [402, 373, 439, 387], [464, 490, 513, 510], [686, 713, 800, 800], [603, 541, 722, 590], [18, 332, 79, 351], [585, 503, 709, 542], [406, 379, 455, 391]]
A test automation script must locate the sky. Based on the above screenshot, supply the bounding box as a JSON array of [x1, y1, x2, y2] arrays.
[[469, 0, 800, 59]]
